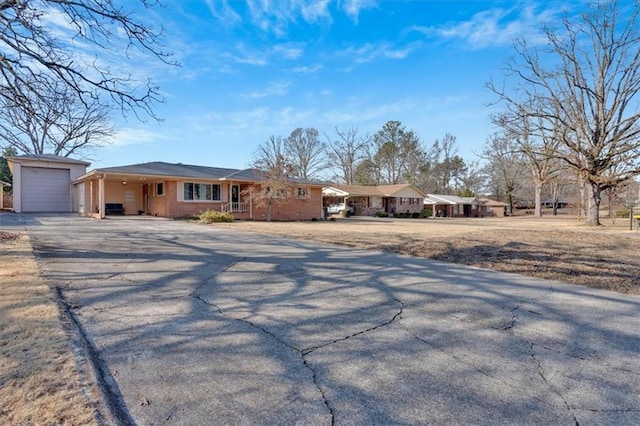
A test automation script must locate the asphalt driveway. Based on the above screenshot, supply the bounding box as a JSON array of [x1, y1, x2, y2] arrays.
[[4, 214, 640, 425]]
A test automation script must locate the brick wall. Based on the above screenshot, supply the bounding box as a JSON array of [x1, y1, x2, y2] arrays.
[[250, 186, 322, 221], [156, 181, 322, 221]]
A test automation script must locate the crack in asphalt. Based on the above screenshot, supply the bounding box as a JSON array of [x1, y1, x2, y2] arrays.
[[400, 324, 555, 409], [193, 288, 405, 426], [301, 301, 405, 356], [502, 304, 522, 331], [192, 293, 336, 424], [530, 343, 580, 426]]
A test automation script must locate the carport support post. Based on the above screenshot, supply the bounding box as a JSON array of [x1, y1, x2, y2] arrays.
[[98, 175, 105, 219]]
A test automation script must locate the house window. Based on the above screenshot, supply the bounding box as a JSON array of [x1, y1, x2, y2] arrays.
[[370, 197, 382, 208], [264, 186, 286, 198], [156, 182, 164, 196], [297, 187, 309, 198], [183, 183, 221, 201]]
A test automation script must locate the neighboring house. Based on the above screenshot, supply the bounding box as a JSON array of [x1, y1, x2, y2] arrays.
[[541, 198, 569, 209], [7, 154, 90, 213], [477, 198, 508, 217], [0, 180, 11, 210], [323, 184, 426, 216], [424, 194, 480, 217], [73, 161, 324, 220]]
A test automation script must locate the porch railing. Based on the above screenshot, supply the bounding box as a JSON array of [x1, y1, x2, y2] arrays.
[[222, 202, 247, 213]]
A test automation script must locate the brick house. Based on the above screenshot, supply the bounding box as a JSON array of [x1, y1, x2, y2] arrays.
[[424, 194, 480, 217], [73, 161, 324, 220], [322, 184, 426, 216]]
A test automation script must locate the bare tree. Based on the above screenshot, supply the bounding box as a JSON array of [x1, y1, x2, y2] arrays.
[[482, 133, 528, 215], [285, 128, 325, 180], [0, 0, 175, 118], [459, 160, 486, 196], [494, 110, 564, 217], [247, 135, 296, 221], [489, 0, 640, 225], [0, 79, 113, 157], [325, 126, 370, 184]]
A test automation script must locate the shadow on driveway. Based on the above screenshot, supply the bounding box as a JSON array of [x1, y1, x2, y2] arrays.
[[18, 214, 640, 425]]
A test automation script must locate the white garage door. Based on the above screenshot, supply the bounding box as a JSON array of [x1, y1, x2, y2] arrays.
[[21, 167, 71, 212]]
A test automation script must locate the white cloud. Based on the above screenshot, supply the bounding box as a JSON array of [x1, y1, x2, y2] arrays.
[[340, 42, 416, 63], [292, 64, 323, 73], [301, 0, 332, 23], [204, 0, 242, 25], [272, 43, 306, 59], [225, 0, 377, 35], [413, 4, 557, 49], [341, 0, 377, 23], [223, 43, 268, 65], [243, 81, 290, 99], [107, 128, 164, 147]]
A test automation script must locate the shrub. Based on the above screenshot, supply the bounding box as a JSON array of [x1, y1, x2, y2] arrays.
[[616, 209, 631, 218], [340, 209, 351, 217], [411, 212, 421, 218], [420, 208, 432, 218], [394, 212, 406, 218], [198, 210, 233, 223], [374, 211, 388, 217]]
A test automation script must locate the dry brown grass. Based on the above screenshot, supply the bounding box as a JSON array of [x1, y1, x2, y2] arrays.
[[0, 233, 102, 425], [212, 214, 640, 295]]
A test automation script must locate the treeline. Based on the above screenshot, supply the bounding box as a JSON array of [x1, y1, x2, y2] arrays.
[[252, 120, 484, 197]]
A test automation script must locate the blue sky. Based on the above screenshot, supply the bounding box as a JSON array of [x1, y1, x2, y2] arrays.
[[94, 0, 576, 171]]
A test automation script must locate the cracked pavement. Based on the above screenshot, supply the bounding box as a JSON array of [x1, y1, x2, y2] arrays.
[[3, 213, 640, 425]]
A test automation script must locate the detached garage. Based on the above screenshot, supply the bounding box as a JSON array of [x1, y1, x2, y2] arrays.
[[7, 154, 90, 213]]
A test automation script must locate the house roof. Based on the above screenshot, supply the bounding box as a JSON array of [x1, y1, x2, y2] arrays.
[[92, 162, 242, 180], [8, 154, 91, 166], [323, 183, 426, 198], [77, 161, 324, 186], [425, 194, 479, 205], [477, 197, 508, 206]]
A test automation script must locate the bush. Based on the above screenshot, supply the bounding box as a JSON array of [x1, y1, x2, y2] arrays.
[[420, 208, 432, 218], [340, 209, 351, 217], [616, 209, 631, 218], [394, 212, 407, 218], [198, 209, 233, 223], [412, 212, 421, 218], [374, 211, 388, 217]]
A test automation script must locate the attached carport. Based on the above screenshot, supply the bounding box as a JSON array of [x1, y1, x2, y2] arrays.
[[7, 154, 90, 213]]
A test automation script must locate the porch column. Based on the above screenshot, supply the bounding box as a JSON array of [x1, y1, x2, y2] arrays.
[[249, 186, 253, 219], [98, 175, 105, 219]]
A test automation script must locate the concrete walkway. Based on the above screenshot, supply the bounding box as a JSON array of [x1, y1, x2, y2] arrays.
[[3, 213, 640, 425]]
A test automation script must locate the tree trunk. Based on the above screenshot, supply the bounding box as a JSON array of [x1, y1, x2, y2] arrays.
[[579, 179, 586, 219], [267, 198, 272, 222], [586, 183, 601, 226], [534, 180, 543, 217], [551, 183, 559, 216], [506, 189, 514, 216]]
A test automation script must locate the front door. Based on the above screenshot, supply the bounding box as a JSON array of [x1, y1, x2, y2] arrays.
[[143, 184, 149, 213], [231, 185, 239, 204]]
